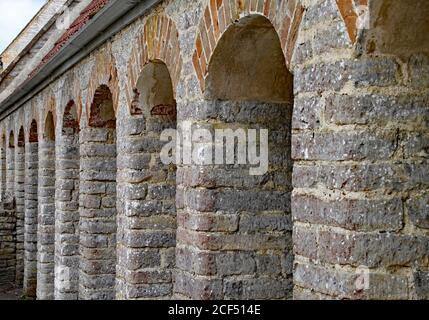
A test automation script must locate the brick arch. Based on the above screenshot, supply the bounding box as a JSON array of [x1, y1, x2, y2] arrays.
[[41, 95, 57, 141], [125, 14, 182, 115], [336, 0, 368, 44], [192, 0, 305, 92], [60, 73, 83, 126], [62, 100, 80, 134], [28, 100, 40, 140], [18, 126, 25, 148], [86, 45, 119, 121], [28, 119, 39, 143], [41, 95, 57, 128], [12, 110, 25, 140]]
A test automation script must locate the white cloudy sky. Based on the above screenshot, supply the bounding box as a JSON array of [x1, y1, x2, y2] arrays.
[[0, 0, 46, 53]]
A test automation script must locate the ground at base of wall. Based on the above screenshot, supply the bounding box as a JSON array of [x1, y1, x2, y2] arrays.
[[0, 283, 21, 300]]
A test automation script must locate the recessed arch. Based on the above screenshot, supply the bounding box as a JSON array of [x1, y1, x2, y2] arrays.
[[360, 0, 429, 57], [192, 0, 304, 92], [88, 85, 116, 128], [205, 14, 293, 102], [29, 120, 38, 143], [18, 127, 25, 148], [62, 100, 79, 135], [86, 44, 119, 119], [135, 60, 177, 118], [126, 14, 182, 115], [44, 111, 56, 141], [9, 131, 15, 148]]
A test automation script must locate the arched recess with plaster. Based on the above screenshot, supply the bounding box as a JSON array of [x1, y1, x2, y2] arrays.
[[116, 14, 182, 300], [37, 99, 57, 300], [79, 48, 118, 300], [23, 119, 39, 298], [125, 15, 182, 115], [192, 0, 304, 92], [356, 0, 429, 57]]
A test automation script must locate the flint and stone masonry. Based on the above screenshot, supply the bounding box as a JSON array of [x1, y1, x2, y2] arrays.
[[23, 121, 38, 297], [55, 101, 80, 300], [0, 0, 428, 300]]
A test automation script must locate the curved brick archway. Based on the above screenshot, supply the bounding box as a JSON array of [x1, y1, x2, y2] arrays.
[[192, 0, 368, 91], [192, 0, 305, 92], [335, 0, 368, 44], [125, 14, 182, 115], [42, 97, 57, 136], [85, 45, 120, 121]]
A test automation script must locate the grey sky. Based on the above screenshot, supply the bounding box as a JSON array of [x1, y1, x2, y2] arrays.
[[0, 0, 46, 53]]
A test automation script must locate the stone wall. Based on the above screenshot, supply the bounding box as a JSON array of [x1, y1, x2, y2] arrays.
[[55, 104, 80, 300], [0, 197, 15, 287], [79, 85, 117, 300], [0, 0, 427, 300], [37, 131, 56, 300], [23, 135, 38, 297], [14, 129, 25, 286], [291, 0, 429, 300]]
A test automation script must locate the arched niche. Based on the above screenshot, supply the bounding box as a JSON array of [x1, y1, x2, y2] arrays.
[[44, 112, 56, 142], [62, 100, 79, 136], [205, 14, 293, 103], [29, 120, 38, 143]]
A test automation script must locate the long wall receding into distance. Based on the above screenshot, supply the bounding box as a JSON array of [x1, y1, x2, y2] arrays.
[[0, 0, 428, 300]]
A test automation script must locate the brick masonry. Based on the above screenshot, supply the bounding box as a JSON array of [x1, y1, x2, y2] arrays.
[[0, 0, 427, 300]]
